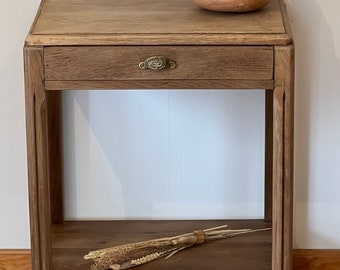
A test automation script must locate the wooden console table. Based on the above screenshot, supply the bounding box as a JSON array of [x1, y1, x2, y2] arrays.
[[24, 0, 294, 269]]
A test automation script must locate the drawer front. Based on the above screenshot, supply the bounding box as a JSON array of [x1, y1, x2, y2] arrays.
[[44, 46, 273, 81]]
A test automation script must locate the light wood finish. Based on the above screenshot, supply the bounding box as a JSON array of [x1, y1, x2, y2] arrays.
[[44, 46, 273, 81], [281, 45, 295, 270], [272, 45, 295, 270], [278, 0, 294, 43], [24, 47, 40, 270], [25, 0, 291, 46], [293, 250, 340, 270], [272, 48, 284, 270], [45, 80, 275, 91], [0, 250, 31, 270], [24, 47, 52, 270], [24, 0, 294, 269]]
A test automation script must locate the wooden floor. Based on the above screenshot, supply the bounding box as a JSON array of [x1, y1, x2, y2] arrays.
[[293, 249, 340, 270], [0, 249, 31, 270]]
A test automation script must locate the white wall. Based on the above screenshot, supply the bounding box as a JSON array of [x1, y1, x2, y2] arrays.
[[62, 90, 264, 220], [285, 0, 340, 248], [0, 0, 41, 248], [0, 0, 339, 249]]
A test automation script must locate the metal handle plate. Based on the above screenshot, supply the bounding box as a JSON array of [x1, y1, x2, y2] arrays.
[[139, 56, 176, 70]]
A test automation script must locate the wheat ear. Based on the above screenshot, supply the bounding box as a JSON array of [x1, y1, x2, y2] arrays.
[[84, 225, 271, 270]]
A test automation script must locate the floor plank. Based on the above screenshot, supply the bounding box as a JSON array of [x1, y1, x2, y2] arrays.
[[293, 249, 340, 270], [0, 249, 31, 270]]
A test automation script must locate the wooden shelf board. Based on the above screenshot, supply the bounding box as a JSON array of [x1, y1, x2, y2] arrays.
[[51, 220, 271, 270]]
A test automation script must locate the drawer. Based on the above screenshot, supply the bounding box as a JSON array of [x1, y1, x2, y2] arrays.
[[44, 46, 273, 81]]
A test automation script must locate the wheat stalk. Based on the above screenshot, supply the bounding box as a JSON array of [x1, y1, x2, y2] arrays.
[[84, 225, 270, 270]]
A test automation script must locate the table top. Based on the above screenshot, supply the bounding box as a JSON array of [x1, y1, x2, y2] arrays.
[[26, 0, 292, 46]]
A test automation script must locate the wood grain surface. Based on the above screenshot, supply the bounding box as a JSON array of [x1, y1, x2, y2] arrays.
[[2, 249, 339, 270], [44, 46, 273, 81], [25, 0, 292, 45], [293, 250, 340, 270], [274, 45, 295, 270], [0, 250, 31, 270], [23, 1, 295, 270], [45, 80, 275, 91], [24, 47, 52, 270], [33, 0, 283, 35], [51, 220, 272, 270]]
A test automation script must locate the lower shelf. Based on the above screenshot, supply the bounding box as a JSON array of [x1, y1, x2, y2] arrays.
[[51, 220, 271, 270]]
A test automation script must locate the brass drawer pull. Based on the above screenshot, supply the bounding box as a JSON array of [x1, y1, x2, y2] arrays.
[[139, 56, 176, 70]]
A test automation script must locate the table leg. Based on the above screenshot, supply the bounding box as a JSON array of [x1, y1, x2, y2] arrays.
[[265, 89, 273, 222], [272, 45, 295, 270], [24, 46, 52, 270], [46, 91, 64, 224]]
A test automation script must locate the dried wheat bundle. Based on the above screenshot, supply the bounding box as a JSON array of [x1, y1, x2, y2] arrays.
[[84, 225, 270, 270]]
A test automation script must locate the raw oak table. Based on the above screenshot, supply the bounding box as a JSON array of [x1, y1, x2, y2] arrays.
[[24, 0, 294, 269]]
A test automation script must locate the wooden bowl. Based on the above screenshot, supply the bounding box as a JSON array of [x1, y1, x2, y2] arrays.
[[193, 0, 271, 12]]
